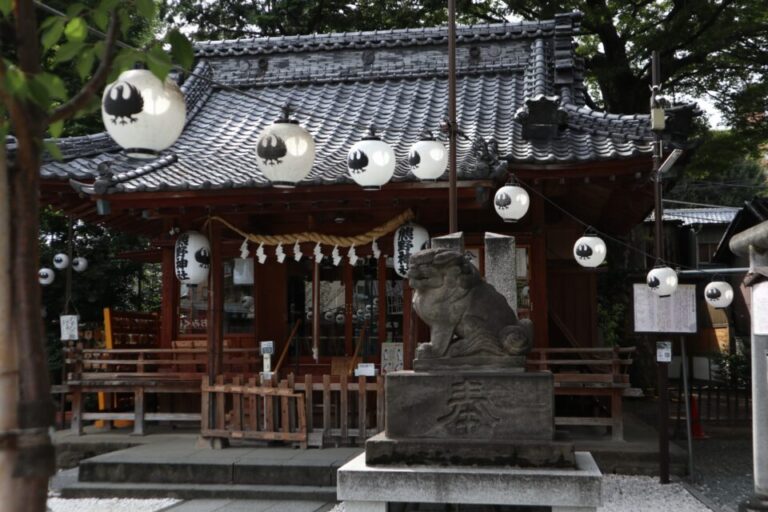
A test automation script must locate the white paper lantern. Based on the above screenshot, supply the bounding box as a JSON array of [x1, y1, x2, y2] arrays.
[[409, 136, 447, 181], [393, 223, 429, 278], [256, 108, 315, 187], [647, 266, 678, 297], [102, 69, 186, 159], [53, 253, 69, 270], [175, 231, 210, 285], [573, 235, 607, 268], [72, 257, 88, 272], [494, 184, 530, 222], [347, 130, 396, 190], [38, 268, 55, 286], [705, 281, 734, 309]]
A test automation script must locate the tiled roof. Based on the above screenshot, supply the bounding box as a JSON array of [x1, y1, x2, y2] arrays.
[[33, 12, 698, 195], [646, 208, 741, 226]]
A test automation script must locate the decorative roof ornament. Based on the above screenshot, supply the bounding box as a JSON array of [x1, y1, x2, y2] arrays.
[[514, 94, 568, 140]]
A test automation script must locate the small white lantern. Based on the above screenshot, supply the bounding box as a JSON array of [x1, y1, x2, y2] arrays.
[[573, 234, 607, 268], [647, 266, 678, 297], [256, 106, 316, 187], [175, 231, 210, 285], [38, 268, 55, 286], [72, 257, 88, 272], [393, 223, 429, 278], [409, 135, 447, 181], [705, 281, 734, 309], [102, 69, 186, 159], [53, 253, 69, 270], [494, 184, 530, 222], [347, 128, 396, 190]]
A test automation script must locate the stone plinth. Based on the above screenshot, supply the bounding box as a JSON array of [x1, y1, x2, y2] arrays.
[[431, 232, 464, 253], [385, 370, 554, 441], [337, 452, 602, 512]]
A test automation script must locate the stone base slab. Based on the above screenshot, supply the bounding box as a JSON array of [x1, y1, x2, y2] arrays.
[[365, 432, 575, 468], [337, 451, 602, 510], [386, 371, 554, 441]]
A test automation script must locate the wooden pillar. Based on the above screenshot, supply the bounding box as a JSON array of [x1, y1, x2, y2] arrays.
[[402, 282, 414, 370], [530, 186, 549, 348], [377, 257, 387, 345], [207, 222, 224, 382], [344, 263, 354, 356], [312, 260, 320, 362], [160, 243, 178, 349]]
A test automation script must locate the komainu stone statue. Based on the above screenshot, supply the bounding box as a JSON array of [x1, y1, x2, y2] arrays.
[[408, 248, 533, 364]]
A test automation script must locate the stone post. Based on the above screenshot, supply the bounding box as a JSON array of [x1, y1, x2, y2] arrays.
[[431, 232, 464, 253], [729, 221, 768, 511], [484, 232, 517, 312]]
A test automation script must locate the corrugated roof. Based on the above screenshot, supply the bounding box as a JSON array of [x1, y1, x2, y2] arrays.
[[646, 208, 741, 226], [32, 12, 698, 195]]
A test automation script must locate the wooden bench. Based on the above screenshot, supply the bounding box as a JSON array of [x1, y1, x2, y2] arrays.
[[65, 346, 261, 435], [527, 346, 635, 441]]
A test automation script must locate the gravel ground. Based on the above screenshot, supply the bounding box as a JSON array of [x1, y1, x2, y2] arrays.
[[681, 437, 754, 512], [47, 498, 179, 512]]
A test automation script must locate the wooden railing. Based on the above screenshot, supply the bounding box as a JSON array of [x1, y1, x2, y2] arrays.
[[526, 346, 635, 441], [63, 346, 261, 435], [201, 375, 308, 448]]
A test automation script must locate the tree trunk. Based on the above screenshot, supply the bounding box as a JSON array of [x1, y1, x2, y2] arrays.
[[1, 1, 57, 510], [0, 142, 23, 512]]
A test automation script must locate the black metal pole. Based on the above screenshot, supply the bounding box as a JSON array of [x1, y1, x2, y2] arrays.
[[447, 0, 458, 234], [651, 49, 670, 485]]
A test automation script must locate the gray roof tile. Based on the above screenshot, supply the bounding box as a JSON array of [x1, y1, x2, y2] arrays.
[[36, 12, 697, 195]]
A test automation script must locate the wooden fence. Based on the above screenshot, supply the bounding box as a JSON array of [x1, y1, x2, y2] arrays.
[[199, 374, 385, 448], [201, 376, 308, 448]]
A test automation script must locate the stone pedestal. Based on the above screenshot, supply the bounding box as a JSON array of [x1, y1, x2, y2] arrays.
[[337, 451, 602, 512]]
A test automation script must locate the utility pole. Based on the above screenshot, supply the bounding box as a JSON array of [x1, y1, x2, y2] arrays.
[[650, 50, 670, 485], [447, 0, 458, 234]]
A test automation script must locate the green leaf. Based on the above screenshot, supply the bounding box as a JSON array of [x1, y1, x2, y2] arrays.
[[66, 3, 85, 17], [53, 41, 85, 64], [0, 0, 12, 17], [49, 120, 64, 138], [37, 73, 68, 100], [44, 141, 63, 161], [75, 49, 96, 80], [27, 79, 51, 109], [39, 15, 62, 30], [135, 0, 155, 20], [146, 45, 172, 82], [169, 29, 194, 71], [92, 9, 109, 32], [3, 65, 27, 96], [64, 17, 88, 43], [41, 17, 66, 51], [108, 49, 143, 81]]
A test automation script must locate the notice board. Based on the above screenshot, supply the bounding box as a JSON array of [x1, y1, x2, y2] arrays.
[[633, 284, 697, 333]]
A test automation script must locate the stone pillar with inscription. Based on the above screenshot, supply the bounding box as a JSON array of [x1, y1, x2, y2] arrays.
[[484, 232, 517, 312], [338, 239, 602, 512]]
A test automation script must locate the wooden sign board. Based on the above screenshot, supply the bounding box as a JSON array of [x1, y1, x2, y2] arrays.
[[633, 284, 697, 333]]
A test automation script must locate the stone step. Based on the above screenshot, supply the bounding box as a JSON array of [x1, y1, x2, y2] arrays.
[[78, 459, 340, 486], [59, 481, 338, 501]]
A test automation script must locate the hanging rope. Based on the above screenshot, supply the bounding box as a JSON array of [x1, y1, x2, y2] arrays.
[[210, 209, 415, 248]]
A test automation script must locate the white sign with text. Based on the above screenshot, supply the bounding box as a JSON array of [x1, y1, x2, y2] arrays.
[[633, 284, 696, 333]]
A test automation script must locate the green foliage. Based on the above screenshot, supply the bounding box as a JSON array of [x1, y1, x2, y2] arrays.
[[667, 130, 768, 206], [1, 0, 193, 137], [711, 350, 751, 388]]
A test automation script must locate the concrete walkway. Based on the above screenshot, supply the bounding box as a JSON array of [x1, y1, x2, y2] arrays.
[[160, 499, 335, 512]]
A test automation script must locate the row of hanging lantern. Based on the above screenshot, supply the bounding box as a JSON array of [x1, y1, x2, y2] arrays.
[[101, 70, 447, 188], [174, 223, 429, 286], [39, 253, 88, 285]]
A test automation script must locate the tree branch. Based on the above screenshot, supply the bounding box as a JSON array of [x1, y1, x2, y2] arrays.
[[49, 11, 119, 124]]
